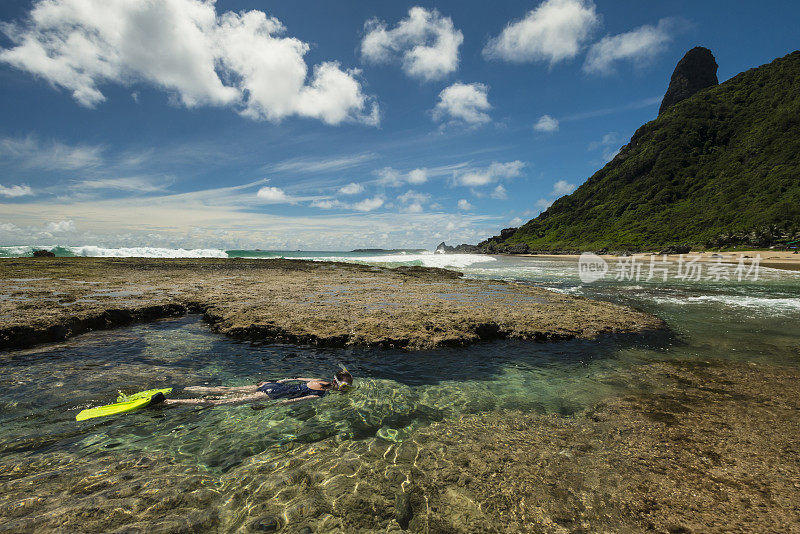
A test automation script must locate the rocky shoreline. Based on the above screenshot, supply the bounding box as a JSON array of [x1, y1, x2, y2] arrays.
[[0, 257, 662, 352]]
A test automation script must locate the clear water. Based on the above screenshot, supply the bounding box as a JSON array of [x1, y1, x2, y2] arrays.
[[1, 253, 799, 531]]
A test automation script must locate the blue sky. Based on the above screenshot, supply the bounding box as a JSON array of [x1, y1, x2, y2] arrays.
[[0, 0, 798, 250]]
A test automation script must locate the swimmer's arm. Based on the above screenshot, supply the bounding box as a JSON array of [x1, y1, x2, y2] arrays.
[[259, 378, 302, 385], [277, 395, 319, 405]]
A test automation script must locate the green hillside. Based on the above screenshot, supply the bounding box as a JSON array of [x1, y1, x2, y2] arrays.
[[487, 50, 800, 252]]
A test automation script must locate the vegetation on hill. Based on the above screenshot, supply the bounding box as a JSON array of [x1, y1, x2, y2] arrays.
[[482, 50, 800, 253]]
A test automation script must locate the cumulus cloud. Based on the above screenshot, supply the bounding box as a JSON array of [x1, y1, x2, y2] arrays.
[[509, 216, 524, 226], [0, 0, 377, 125], [491, 184, 508, 200], [453, 161, 525, 187], [338, 182, 364, 195], [535, 198, 554, 211], [376, 167, 432, 187], [397, 190, 430, 205], [0, 184, 33, 197], [361, 7, 463, 81], [397, 190, 430, 214], [457, 199, 473, 210], [432, 82, 491, 125], [551, 179, 576, 196], [407, 168, 428, 184], [352, 196, 385, 212], [257, 186, 291, 203], [46, 219, 75, 232], [534, 114, 559, 132], [483, 0, 599, 64], [584, 19, 674, 74]]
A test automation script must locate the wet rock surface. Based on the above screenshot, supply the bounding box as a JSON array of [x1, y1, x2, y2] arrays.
[[0, 257, 661, 351]]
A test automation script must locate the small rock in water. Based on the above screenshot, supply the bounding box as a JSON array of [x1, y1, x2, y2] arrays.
[[395, 491, 413, 529], [251, 516, 279, 531]]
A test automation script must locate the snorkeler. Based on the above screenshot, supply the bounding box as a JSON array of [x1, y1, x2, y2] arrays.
[[161, 369, 353, 407]]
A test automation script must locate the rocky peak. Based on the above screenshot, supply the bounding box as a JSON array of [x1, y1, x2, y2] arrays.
[[659, 47, 719, 115]]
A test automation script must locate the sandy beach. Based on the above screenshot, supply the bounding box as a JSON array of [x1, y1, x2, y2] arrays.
[[521, 250, 800, 272]]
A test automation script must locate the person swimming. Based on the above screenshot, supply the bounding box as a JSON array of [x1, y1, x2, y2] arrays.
[[162, 369, 353, 407]]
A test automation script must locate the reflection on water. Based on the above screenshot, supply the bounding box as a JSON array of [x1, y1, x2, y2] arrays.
[[1, 255, 799, 531]]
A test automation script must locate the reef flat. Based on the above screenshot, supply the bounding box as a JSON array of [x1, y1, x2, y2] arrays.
[[2, 358, 796, 532], [0, 257, 661, 351]]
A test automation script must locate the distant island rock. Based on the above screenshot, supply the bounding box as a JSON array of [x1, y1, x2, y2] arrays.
[[32, 249, 55, 257], [659, 46, 719, 115]]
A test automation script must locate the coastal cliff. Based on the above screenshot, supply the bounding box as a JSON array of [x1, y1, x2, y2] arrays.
[[469, 49, 800, 253]]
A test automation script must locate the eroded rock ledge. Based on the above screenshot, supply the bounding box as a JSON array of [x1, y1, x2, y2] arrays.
[[0, 257, 662, 351]]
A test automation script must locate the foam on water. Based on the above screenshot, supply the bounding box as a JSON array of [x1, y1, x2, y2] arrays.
[[289, 252, 497, 269], [0, 245, 229, 258], [651, 294, 800, 312], [66, 245, 229, 258]]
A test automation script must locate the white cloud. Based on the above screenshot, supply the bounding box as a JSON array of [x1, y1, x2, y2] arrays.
[[76, 176, 169, 193], [310, 199, 341, 209], [376, 167, 433, 187], [551, 180, 575, 196], [256, 186, 291, 203], [509, 216, 524, 226], [432, 82, 491, 125], [407, 168, 428, 184], [535, 198, 553, 211], [338, 182, 364, 195], [0, 184, 33, 197], [454, 161, 525, 187], [46, 219, 75, 232], [0, 0, 377, 125], [588, 132, 624, 162], [483, 0, 599, 64], [584, 19, 674, 74], [397, 190, 430, 206], [534, 114, 559, 132], [0, 136, 102, 170], [352, 196, 385, 212], [266, 153, 376, 174], [457, 199, 473, 210], [404, 202, 424, 214], [375, 167, 404, 187], [491, 184, 508, 199], [361, 7, 463, 81]]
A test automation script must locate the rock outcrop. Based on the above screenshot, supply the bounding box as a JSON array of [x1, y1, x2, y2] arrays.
[[32, 249, 55, 257], [659, 46, 718, 115]]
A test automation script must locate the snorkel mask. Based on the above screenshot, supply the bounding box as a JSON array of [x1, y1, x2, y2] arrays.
[[334, 365, 352, 391]]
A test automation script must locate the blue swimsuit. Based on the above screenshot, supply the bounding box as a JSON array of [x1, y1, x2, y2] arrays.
[[256, 381, 327, 400]]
